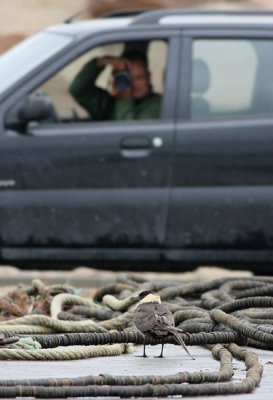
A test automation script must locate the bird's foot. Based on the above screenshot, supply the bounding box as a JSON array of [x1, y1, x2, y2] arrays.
[[154, 355, 164, 358], [135, 354, 148, 358]]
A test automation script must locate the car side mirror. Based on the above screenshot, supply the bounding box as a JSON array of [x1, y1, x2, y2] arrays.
[[6, 94, 60, 132], [18, 97, 53, 122]]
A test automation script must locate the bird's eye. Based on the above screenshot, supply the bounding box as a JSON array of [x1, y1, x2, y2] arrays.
[[139, 290, 150, 299]]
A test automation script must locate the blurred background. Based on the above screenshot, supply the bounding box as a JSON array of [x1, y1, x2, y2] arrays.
[[1, 0, 273, 54], [1, 0, 273, 272]]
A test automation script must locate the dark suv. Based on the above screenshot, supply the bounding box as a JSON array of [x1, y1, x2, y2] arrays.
[[1, 9, 273, 267]]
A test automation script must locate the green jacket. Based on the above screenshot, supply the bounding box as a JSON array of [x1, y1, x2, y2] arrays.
[[69, 59, 161, 121]]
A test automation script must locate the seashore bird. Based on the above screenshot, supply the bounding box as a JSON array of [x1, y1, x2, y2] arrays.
[[131, 290, 195, 359]]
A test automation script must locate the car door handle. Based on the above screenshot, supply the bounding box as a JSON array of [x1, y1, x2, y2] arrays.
[[120, 137, 151, 158], [121, 136, 151, 149]]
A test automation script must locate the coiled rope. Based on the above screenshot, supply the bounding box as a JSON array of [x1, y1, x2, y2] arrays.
[[0, 343, 262, 397], [0, 343, 233, 386], [0, 274, 272, 397]]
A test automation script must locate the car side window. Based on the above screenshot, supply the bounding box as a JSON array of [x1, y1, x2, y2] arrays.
[[190, 38, 273, 119], [30, 40, 168, 123]]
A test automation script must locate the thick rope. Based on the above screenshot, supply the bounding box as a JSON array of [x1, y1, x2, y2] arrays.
[[0, 343, 131, 361], [0, 304, 137, 334], [0, 315, 99, 333], [102, 294, 135, 311], [50, 294, 95, 319], [21, 329, 244, 349]]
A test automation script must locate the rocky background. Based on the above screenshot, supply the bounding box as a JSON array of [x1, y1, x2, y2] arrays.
[[1, 0, 273, 53]]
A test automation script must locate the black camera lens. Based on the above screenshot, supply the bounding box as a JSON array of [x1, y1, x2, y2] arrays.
[[113, 70, 131, 91]]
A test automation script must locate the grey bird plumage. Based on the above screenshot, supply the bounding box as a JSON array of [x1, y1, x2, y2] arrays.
[[132, 290, 195, 359]]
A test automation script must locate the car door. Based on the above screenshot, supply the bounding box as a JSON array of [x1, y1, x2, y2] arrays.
[[0, 30, 180, 262], [165, 29, 273, 263]]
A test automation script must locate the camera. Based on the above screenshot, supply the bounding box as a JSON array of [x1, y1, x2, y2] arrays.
[[113, 69, 131, 91]]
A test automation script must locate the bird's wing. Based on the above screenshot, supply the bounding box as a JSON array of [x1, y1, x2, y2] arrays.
[[134, 304, 158, 332], [134, 303, 175, 335], [152, 304, 175, 334], [154, 304, 175, 326]]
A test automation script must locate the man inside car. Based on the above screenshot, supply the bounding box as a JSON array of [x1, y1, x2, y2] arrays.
[[69, 50, 161, 121]]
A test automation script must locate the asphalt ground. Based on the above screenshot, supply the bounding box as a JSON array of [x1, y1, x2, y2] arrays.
[[0, 343, 272, 400]]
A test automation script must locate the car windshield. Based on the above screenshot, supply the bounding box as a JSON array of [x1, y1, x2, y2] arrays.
[[0, 31, 73, 95]]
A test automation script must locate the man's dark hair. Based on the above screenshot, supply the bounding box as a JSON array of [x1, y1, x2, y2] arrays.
[[122, 50, 148, 69]]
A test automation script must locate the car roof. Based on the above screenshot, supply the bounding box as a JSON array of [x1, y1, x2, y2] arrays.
[[45, 17, 134, 39], [45, 9, 273, 38], [132, 8, 273, 26]]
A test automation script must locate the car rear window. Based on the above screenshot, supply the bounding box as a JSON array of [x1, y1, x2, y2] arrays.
[[190, 38, 273, 119]]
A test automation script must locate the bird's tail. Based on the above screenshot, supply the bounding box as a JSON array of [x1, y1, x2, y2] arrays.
[[168, 327, 195, 360]]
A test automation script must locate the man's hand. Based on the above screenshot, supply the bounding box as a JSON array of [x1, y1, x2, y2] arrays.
[[96, 56, 133, 98], [96, 56, 131, 71]]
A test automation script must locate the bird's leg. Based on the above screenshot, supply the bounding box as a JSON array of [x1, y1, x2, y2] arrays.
[[142, 336, 148, 358], [154, 342, 164, 358], [135, 336, 148, 357]]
